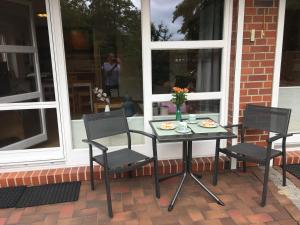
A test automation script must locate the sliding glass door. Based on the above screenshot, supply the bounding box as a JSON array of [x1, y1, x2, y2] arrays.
[[0, 0, 63, 163]]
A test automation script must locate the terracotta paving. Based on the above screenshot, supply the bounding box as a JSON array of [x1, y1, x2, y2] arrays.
[[0, 168, 300, 225]]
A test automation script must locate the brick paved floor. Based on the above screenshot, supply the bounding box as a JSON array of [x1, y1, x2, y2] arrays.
[[0, 168, 299, 225]]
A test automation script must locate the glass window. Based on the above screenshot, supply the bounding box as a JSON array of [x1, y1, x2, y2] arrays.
[[0, 1, 32, 46], [60, 0, 144, 147], [150, 0, 224, 41], [153, 100, 220, 121], [278, 0, 300, 132], [152, 49, 222, 94], [0, 0, 56, 102], [0, 108, 60, 149]]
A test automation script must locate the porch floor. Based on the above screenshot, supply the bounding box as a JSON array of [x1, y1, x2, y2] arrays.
[[1, 167, 300, 225]]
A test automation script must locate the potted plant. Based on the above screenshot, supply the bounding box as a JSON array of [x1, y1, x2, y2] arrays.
[[171, 87, 189, 121], [94, 87, 110, 112]]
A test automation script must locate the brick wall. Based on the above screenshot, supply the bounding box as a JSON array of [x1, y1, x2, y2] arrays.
[[231, 0, 279, 146]]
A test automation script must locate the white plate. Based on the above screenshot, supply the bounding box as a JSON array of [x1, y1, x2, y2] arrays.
[[175, 127, 191, 133], [198, 122, 218, 128], [158, 123, 176, 130]]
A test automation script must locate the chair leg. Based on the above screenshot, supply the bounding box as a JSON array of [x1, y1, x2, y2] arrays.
[[282, 143, 286, 186], [104, 168, 113, 218], [282, 153, 287, 186], [90, 160, 95, 191], [213, 139, 220, 186], [153, 159, 160, 198], [261, 160, 271, 207], [243, 160, 247, 172]]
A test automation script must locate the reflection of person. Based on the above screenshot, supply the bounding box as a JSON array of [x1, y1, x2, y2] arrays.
[[102, 53, 120, 97]]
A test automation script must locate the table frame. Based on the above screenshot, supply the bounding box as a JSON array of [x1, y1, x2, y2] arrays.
[[149, 119, 236, 211]]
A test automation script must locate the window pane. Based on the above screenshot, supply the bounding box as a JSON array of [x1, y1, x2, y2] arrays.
[[150, 0, 224, 41], [278, 0, 300, 132], [153, 100, 220, 121], [0, 1, 32, 46], [0, 0, 56, 102], [280, 0, 300, 87], [0, 108, 60, 149], [152, 49, 221, 94], [0, 53, 37, 96], [60, 0, 144, 148]]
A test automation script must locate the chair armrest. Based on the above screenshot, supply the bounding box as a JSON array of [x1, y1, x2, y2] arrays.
[[82, 139, 108, 152], [267, 133, 293, 143], [129, 129, 156, 139], [223, 124, 243, 129]]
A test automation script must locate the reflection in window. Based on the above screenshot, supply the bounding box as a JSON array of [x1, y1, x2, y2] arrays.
[[151, 0, 224, 41], [61, 0, 143, 119], [153, 100, 220, 120], [280, 0, 300, 86], [152, 49, 221, 94]]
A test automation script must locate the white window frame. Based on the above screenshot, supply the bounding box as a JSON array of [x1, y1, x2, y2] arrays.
[[141, 0, 233, 159]]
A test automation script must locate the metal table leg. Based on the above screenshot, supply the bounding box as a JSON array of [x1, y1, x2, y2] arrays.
[[168, 172, 187, 211], [168, 141, 188, 211], [190, 173, 224, 206], [167, 140, 224, 211]]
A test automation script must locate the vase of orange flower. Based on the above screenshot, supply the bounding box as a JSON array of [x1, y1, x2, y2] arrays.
[[171, 87, 189, 121]]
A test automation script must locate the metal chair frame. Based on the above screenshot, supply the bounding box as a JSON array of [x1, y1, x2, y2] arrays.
[[213, 104, 292, 206], [82, 109, 160, 218]]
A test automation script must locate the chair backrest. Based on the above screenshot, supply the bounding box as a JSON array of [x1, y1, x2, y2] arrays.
[[243, 104, 291, 135], [83, 109, 129, 140]]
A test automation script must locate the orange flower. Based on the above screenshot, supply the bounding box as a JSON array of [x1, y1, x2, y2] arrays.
[[183, 88, 189, 93]]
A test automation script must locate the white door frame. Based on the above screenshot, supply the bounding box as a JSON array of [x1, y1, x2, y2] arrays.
[[0, 0, 65, 165], [272, 0, 300, 148]]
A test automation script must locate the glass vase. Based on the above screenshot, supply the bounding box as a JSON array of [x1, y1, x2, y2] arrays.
[[175, 105, 182, 121]]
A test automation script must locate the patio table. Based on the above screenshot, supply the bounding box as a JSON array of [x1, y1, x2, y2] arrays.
[[149, 118, 237, 211]]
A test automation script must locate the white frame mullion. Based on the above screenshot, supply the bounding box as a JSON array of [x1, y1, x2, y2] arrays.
[[0, 92, 41, 103], [0, 102, 57, 110], [46, 0, 73, 161], [151, 92, 223, 102], [141, 0, 153, 132], [150, 40, 225, 50], [219, 0, 233, 126]]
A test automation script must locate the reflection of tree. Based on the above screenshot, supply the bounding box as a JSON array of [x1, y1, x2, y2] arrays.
[[151, 22, 172, 93], [172, 0, 223, 40], [151, 22, 172, 41], [61, 0, 142, 89]]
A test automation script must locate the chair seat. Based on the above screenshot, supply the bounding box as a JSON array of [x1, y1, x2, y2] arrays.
[[223, 143, 282, 163], [93, 148, 150, 170]]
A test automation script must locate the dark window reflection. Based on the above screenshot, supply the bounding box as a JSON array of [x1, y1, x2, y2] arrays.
[[0, 0, 55, 101], [151, 0, 224, 41], [152, 49, 221, 94], [61, 0, 143, 119], [0, 108, 60, 149], [280, 0, 300, 86]]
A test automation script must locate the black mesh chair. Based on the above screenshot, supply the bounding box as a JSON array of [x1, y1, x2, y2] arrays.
[[82, 109, 160, 217], [213, 104, 292, 206]]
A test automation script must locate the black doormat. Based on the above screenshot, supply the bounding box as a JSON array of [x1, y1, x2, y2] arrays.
[[286, 164, 300, 179], [0, 186, 26, 209], [15, 182, 81, 208]]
